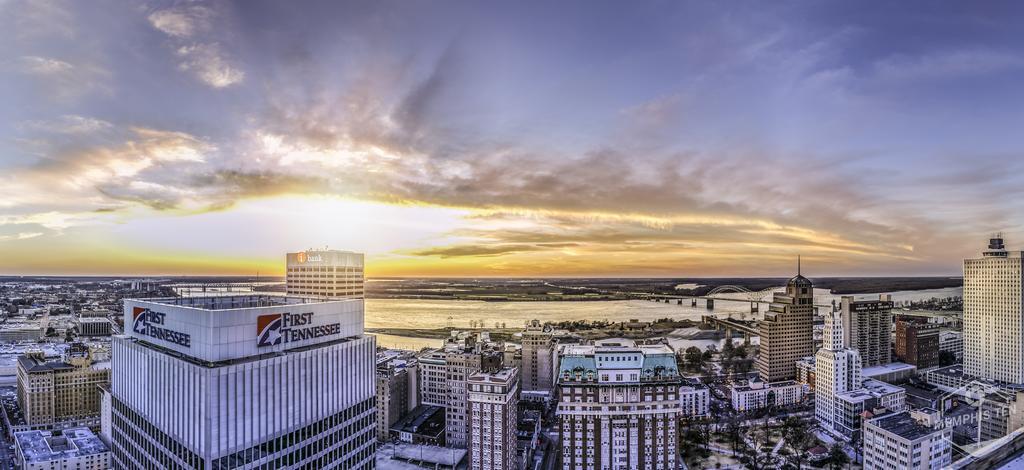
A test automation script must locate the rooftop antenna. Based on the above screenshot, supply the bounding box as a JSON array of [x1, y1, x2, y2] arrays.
[[797, 255, 801, 276]]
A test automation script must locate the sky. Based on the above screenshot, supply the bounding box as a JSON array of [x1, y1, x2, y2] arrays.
[[2, 1, 1024, 277]]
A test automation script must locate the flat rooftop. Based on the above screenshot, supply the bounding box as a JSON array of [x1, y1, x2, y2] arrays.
[[15, 427, 109, 463], [868, 412, 941, 441], [468, 367, 517, 383], [134, 295, 345, 311], [862, 362, 916, 377]]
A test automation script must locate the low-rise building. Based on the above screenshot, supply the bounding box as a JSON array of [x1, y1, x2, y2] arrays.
[[730, 380, 804, 412], [939, 330, 963, 361], [390, 405, 446, 446], [14, 427, 110, 470], [977, 389, 1024, 443], [832, 379, 906, 440], [861, 362, 916, 384], [863, 410, 952, 470], [74, 317, 111, 337], [796, 356, 816, 390]]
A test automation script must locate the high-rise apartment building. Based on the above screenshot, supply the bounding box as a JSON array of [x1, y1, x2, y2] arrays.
[[285, 250, 365, 299], [17, 343, 109, 429], [110, 294, 376, 469], [862, 410, 952, 470], [815, 307, 863, 437], [964, 236, 1024, 384], [468, 366, 519, 470], [521, 319, 555, 395], [895, 318, 939, 368], [758, 268, 815, 382], [557, 340, 682, 470], [841, 295, 894, 367]]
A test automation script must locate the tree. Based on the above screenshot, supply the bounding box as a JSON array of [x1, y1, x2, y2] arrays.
[[723, 413, 744, 453], [939, 350, 957, 366], [781, 417, 813, 469], [827, 444, 849, 470], [685, 346, 704, 370], [723, 338, 735, 358]]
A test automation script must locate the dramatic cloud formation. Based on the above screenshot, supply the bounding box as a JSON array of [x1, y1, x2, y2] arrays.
[[1, 0, 1024, 276]]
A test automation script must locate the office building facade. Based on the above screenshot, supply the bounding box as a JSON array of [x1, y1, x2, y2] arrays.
[[757, 270, 815, 382], [964, 236, 1024, 383], [285, 250, 365, 299], [110, 295, 376, 469], [557, 340, 682, 470]]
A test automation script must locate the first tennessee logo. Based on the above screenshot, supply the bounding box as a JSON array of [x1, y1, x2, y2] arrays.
[[257, 314, 283, 347]]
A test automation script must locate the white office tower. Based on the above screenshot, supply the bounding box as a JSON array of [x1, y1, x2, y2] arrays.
[[286, 250, 365, 299], [964, 235, 1024, 384], [468, 367, 519, 470], [110, 295, 376, 469], [815, 307, 862, 437], [557, 340, 682, 470]]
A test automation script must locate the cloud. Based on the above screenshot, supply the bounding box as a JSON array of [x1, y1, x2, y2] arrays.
[[0, 232, 44, 242], [148, 5, 244, 88], [18, 55, 73, 75], [20, 115, 113, 134], [873, 49, 1024, 82], [14, 56, 109, 101], [174, 43, 244, 88], [147, 6, 212, 38]]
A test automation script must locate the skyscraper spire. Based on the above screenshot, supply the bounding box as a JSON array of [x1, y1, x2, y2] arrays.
[[798, 255, 801, 276]]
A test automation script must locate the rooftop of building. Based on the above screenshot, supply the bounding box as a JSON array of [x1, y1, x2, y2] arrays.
[[862, 362, 917, 377], [901, 384, 941, 400], [14, 427, 109, 463], [867, 411, 943, 441], [468, 366, 518, 384], [732, 380, 799, 393], [928, 364, 965, 378], [863, 379, 905, 396], [129, 294, 349, 311], [557, 340, 679, 382], [390, 405, 445, 438]]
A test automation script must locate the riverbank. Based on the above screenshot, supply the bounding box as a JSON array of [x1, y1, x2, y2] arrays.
[[366, 319, 734, 343]]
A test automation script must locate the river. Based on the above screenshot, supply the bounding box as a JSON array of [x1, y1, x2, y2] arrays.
[[367, 286, 963, 350]]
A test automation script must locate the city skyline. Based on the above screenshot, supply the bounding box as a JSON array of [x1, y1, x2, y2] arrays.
[[5, 1, 1024, 276]]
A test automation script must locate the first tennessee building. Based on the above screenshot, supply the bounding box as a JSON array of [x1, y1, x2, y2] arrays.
[[109, 295, 375, 469]]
